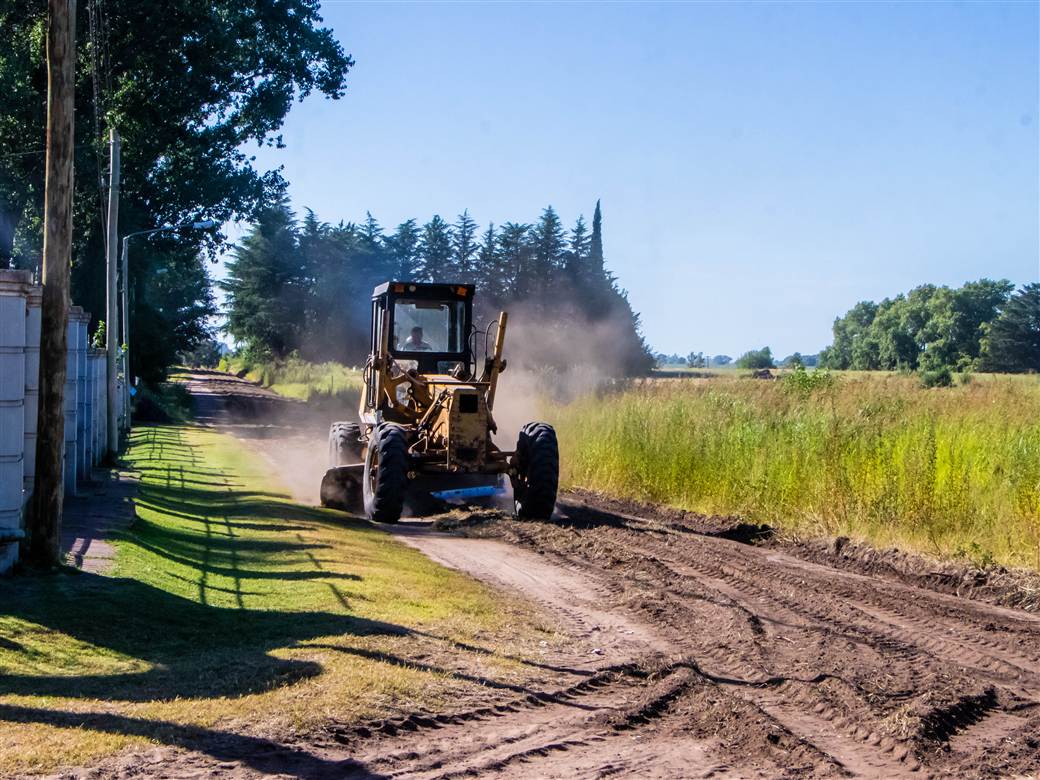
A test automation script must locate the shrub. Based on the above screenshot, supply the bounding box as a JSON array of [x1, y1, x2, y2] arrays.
[[920, 367, 953, 388]]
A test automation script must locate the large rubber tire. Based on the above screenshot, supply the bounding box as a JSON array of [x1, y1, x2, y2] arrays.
[[328, 421, 363, 467], [363, 423, 409, 523], [512, 422, 559, 520]]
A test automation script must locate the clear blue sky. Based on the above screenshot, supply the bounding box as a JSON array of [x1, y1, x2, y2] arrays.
[[222, 0, 1039, 358]]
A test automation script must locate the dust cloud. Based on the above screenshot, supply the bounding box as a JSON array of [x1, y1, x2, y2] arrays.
[[487, 301, 638, 449]]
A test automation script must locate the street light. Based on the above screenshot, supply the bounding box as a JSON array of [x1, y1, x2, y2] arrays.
[[117, 219, 217, 433]]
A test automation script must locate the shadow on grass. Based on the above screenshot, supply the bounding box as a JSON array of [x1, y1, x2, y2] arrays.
[[0, 569, 407, 702], [0, 703, 383, 779]]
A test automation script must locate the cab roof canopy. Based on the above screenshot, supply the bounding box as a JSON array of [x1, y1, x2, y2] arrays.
[[372, 281, 475, 300]]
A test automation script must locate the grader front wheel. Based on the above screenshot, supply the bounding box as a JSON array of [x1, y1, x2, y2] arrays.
[[512, 422, 559, 520], [363, 424, 409, 523]]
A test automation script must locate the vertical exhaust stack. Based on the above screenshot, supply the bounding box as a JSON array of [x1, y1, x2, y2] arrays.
[[486, 311, 507, 411]]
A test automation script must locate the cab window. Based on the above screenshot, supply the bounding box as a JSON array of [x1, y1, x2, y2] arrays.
[[393, 299, 465, 354]]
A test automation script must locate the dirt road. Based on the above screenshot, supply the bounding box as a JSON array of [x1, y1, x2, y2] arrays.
[[180, 371, 1040, 779]]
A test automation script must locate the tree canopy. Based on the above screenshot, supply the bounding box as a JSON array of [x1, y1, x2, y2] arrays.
[[978, 283, 1040, 373], [818, 279, 1033, 373], [0, 0, 352, 381], [223, 201, 655, 376]]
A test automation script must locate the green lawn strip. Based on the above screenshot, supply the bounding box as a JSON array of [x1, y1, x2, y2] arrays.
[[0, 423, 548, 775]]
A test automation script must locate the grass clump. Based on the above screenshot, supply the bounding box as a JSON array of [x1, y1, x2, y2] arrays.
[[549, 373, 1040, 570], [0, 423, 542, 775]]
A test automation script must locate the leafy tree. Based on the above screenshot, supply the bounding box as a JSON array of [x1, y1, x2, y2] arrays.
[[687, 352, 706, 368], [0, 0, 352, 382], [820, 279, 1016, 374], [711, 355, 733, 366], [736, 347, 774, 369], [782, 352, 804, 368], [979, 283, 1040, 372]]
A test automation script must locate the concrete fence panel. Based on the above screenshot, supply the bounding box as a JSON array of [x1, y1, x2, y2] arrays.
[[73, 311, 89, 480], [62, 307, 80, 497], [0, 270, 30, 572], [23, 286, 41, 501]]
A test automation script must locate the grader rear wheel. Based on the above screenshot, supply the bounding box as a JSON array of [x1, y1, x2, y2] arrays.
[[329, 421, 363, 466]]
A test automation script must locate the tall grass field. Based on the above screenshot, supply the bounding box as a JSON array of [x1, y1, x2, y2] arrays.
[[549, 372, 1040, 570]]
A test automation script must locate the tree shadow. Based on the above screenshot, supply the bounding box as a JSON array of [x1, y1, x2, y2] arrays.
[[0, 569, 407, 702], [0, 703, 384, 779]]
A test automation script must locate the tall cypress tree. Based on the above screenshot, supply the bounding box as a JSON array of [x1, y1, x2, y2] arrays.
[[589, 199, 605, 281]]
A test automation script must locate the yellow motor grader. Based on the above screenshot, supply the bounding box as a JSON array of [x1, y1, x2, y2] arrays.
[[319, 281, 558, 523]]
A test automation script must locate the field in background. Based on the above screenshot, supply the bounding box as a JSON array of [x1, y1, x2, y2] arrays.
[[0, 423, 542, 774], [223, 357, 1040, 571], [550, 372, 1040, 570]]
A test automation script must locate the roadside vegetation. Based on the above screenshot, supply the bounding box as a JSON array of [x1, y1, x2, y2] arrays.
[[223, 353, 363, 405], [550, 370, 1040, 570], [0, 423, 546, 775]]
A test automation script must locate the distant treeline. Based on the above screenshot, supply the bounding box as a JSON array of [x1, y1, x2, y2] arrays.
[[820, 280, 1039, 375], [223, 199, 654, 374]]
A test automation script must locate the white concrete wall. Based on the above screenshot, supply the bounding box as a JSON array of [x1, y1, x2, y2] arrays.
[[74, 311, 89, 481], [91, 349, 105, 465], [23, 287, 41, 499], [0, 270, 31, 572], [62, 308, 80, 497], [0, 283, 105, 574]]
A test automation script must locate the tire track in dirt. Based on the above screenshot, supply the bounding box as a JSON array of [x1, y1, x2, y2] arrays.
[[452, 497, 1040, 778]]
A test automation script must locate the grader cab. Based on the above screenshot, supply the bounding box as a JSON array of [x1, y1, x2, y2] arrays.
[[319, 282, 559, 523]]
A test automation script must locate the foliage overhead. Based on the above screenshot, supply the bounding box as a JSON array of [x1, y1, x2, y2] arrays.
[[223, 200, 655, 376], [0, 0, 352, 382]]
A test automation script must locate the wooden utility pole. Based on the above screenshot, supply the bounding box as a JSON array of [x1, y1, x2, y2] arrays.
[[105, 128, 120, 457], [28, 0, 76, 567]]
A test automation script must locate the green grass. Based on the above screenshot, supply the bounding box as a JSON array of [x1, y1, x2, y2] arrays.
[[549, 372, 1040, 570], [0, 423, 545, 775], [225, 355, 363, 405]]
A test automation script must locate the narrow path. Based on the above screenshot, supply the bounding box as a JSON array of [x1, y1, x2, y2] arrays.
[[60, 465, 136, 573]]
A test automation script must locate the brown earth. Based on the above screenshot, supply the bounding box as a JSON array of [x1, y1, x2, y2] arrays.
[[56, 370, 1040, 779]]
